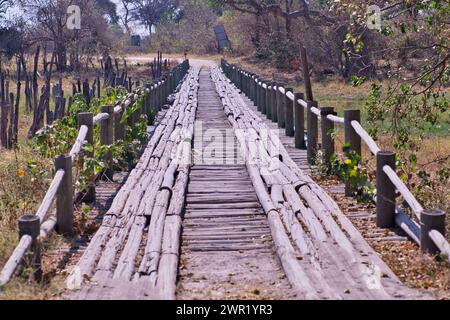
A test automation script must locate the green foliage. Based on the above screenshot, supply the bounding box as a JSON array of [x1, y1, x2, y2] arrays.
[[31, 88, 150, 197], [330, 150, 375, 203], [350, 75, 366, 87]]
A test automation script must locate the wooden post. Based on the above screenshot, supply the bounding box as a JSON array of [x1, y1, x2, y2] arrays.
[[344, 109, 362, 196], [294, 92, 306, 149], [376, 151, 396, 228], [301, 46, 313, 101], [307, 101, 318, 164], [18, 215, 41, 280], [77, 112, 95, 203], [115, 105, 125, 142], [151, 85, 156, 113], [284, 88, 294, 137], [271, 83, 278, 122], [55, 155, 74, 236], [155, 82, 160, 110], [276, 84, 285, 127], [256, 79, 261, 111], [261, 81, 267, 115], [100, 105, 114, 180], [420, 209, 446, 255], [252, 75, 257, 103], [163, 77, 168, 105], [239, 69, 243, 90], [320, 107, 336, 169], [266, 83, 272, 120], [245, 74, 250, 97]]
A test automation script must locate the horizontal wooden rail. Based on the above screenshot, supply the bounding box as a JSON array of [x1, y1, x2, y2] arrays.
[[69, 125, 89, 160], [350, 120, 381, 155], [310, 106, 321, 117], [221, 58, 449, 262], [395, 209, 420, 244], [36, 169, 65, 223], [0, 235, 33, 286], [383, 165, 424, 219], [0, 59, 191, 287], [93, 112, 110, 124], [429, 230, 450, 263], [327, 114, 345, 124]]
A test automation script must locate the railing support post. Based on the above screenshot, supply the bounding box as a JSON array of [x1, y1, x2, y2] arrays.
[[77, 112, 95, 203], [307, 101, 318, 164], [285, 88, 294, 137], [376, 151, 396, 228], [18, 215, 41, 281], [100, 105, 114, 180], [115, 106, 126, 142], [294, 93, 306, 149], [344, 109, 362, 196], [261, 81, 267, 115], [271, 84, 278, 122], [277, 84, 285, 128], [256, 79, 261, 111], [252, 76, 257, 103], [320, 107, 336, 170], [156, 82, 161, 110], [421, 209, 446, 255], [55, 155, 74, 236], [266, 83, 272, 120]]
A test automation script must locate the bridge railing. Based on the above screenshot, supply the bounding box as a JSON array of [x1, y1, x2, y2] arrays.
[[220, 58, 449, 263], [0, 60, 190, 287]]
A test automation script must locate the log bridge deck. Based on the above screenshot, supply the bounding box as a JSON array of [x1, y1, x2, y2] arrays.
[[69, 67, 428, 300]]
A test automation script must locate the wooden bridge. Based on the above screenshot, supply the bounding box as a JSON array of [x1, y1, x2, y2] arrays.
[[1, 60, 448, 299]]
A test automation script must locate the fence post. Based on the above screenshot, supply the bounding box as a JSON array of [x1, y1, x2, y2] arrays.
[[320, 107, 336, 170], [55, 155, 74, 236], [248, 75, 253, 101], [266, 83, 272, 120], [376, 151, 396, 228], [294, 93, 306, 149], [161, 79, 166, 107], [261, 81, 267, 115], [256, 79, 261, 111], [245, 73, 250, 97], [271, 83, 278, 122], [155, 82, 161, 110], [151, 84, 157, 113], [284, 88, 294, 137], [18, 215, 41, 280], [100, 105, 114, 180], [115, 104, 126, 142], [420, 209, 446, 255], [252, 75, 257, 103], [239, 69, 243, 90], [277, 84, 285, 127], [344, 109, 362, 196], [301, 46, 313, 101], [77, 112, 95, 203], [307, 101, 318, 164]]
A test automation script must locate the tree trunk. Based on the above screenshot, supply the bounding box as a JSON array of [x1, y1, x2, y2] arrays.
[[55, 40, 67, 72], [285, 0, 293, 41]]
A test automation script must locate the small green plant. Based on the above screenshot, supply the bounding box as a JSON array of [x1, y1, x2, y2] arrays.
[[330, 149, 375, 203]]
